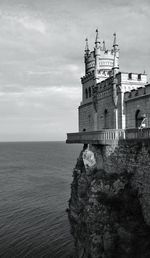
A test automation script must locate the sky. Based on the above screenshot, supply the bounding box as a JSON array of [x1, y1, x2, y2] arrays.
[[0, 0, 150, 141]]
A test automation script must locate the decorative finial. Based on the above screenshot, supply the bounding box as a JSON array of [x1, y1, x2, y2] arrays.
[[85, 38, 89, 49], [112, 31, 119, 78], [103, 40, 106, 51], [95, 28, 100, 44], [85, 38, 90, 55], [113, 32, 118, 47]]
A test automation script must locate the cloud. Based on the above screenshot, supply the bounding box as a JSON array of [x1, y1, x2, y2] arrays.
[[0, 85, 80, 141], [0, 0, 150, 140], [16, 16, 46, 34]]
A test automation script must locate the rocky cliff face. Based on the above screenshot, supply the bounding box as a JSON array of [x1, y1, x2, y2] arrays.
[[68, 141, 150, 258]]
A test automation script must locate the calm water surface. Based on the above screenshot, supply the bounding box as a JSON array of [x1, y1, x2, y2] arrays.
[[0, 142, 82, 258]]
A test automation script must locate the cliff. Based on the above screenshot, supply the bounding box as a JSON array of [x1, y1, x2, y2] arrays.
[[68, 141, 150, 258]]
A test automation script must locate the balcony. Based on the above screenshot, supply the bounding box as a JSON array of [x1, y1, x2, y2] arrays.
[[66, 128, 150, 145], [66, 129, 125, 145]]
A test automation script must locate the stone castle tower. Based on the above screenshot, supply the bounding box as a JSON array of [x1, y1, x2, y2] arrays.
[[84, 29, 117, 82]]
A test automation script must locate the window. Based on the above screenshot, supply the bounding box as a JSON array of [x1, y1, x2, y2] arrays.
[[89, 87, 91, 98], [128, 73, 132, 80], [85, 89, 88, 99], [104, 109, 109, 129], [135, 110, 143, 128], [138, 74, 141, 80]]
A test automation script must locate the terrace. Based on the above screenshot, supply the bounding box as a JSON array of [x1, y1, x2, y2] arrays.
[[66, 128, 150, 145]]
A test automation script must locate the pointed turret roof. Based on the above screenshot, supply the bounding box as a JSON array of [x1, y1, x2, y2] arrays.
[[103, 40, 106, 51], [85, 38, 89, 52], [95, 28, 100, 44], [113, 32, 118, 47]]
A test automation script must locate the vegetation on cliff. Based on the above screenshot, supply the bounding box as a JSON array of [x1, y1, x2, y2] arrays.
[[68, 142, 150, 258]]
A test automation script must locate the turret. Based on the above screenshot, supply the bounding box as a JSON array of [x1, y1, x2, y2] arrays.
[[112, 33, 119, 129], [85, 38, 90, 57], [84, 38, 90, 74], [94, 29, 101, 57], [84, 37, 95, 75], [95, 29, 101, 49], [112, 33, 119, 76], [83, 29, 115, 79], [94, 29, 101, 81]]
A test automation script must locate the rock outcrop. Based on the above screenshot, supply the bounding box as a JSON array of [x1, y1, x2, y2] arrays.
[[68, 141, 150, 258]]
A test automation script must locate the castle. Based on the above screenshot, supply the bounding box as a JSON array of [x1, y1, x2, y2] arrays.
[[67, 29, 150, 258], [67, 29, 150, 144]]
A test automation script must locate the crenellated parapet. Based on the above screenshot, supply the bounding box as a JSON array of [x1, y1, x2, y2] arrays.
[[117, 72, 147, 84], [124, 83, 150, 101], [81, 70, 94, 84], [97, 76, 113, 91], [97, 77, 113, 99]]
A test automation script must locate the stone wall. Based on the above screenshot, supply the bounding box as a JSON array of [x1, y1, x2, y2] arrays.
[[68, 140, 150, 258], [125, 86, 150, 128], [79, 72, 148, 132], [79, 95, 116, 132], [96, 95, 115, 130], [82, 76, 94, 105], [79, 102, 94, 132]]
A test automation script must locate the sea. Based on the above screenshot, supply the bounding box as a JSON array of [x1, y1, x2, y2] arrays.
[[0, 141, 82, 258]]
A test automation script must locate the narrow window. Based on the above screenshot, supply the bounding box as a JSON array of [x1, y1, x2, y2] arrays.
[[128, 73, 132, 80], [89, 87, 91, 98], [104, 109, 109, 129], [138, 74, 141, 80], [85, 89, 88, 99]]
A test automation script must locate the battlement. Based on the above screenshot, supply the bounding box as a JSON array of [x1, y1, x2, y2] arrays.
[[97, 76, 113, 92], [81, 70, 94, 84], [124, 84, 150, 101], [117, 72, 147, 84], [100, 49, 114, 58]]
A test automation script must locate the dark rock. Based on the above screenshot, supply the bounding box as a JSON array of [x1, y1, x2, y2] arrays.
[[68, 143, 150, 258]]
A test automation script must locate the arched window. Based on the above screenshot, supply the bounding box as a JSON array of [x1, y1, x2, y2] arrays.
[[89, 87, 91, 98], [135, 110, 143, 128], [85, 89, 88, 99], [104, 109, 109, 129]]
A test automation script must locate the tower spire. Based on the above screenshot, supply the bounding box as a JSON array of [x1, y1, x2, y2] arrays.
[[112, 32, 119, 76], [85, 38, 90, 55], [103, 40, 106, 51], [113, 32, 118, 49], [112, 32, 119, 128], [95, 28, 100, 47], [94, 29, 101, 82]]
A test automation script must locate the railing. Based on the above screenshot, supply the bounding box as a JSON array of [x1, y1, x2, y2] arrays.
[[66, 129, 125, 144], [125, 128, 150, 139], [66, 128, 150, 145]]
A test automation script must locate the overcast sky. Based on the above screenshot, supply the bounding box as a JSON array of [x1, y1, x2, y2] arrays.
[[0, 0, 150, 141]]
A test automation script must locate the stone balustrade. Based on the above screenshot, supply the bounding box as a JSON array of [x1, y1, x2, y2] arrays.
[[66, 128, 150, 145], [66, 129, 125, 145], [125, 128, 150, 139]]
